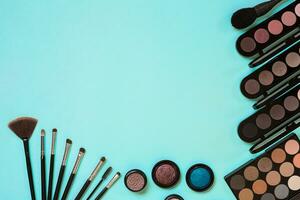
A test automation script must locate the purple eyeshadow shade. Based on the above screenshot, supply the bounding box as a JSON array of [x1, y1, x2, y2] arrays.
[[281, 11, 297, 26], [254, 28, 270, 44]]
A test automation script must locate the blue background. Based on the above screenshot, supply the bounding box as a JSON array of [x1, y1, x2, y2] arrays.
[[0, 0, 298, 199]]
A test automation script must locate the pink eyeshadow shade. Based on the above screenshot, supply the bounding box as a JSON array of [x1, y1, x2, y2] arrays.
[[268, 20, 283, 35], [281, 11, 297, 26], [254, 28, 270, 44], [296, 4, 300, 17]]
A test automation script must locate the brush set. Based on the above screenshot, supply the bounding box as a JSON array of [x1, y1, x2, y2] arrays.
[[8, 117, 120, 200]]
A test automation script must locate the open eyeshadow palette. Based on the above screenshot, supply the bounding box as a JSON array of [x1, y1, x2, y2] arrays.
[[238, 84, 300, 151], [236, 1, 300, 64], [225, 134, 300, 200], [241, 42, 300, 100]]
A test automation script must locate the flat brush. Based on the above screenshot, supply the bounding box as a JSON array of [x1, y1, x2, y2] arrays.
[[61, 148, 86, 200], [53, 139, 72, 200], [47, 128, 57, 200], [41, 129, 46, 200], [8, 117, 38, 200], [74, 157, 106, 200], [95, 172, 121, 200], [86, 167, 112, 200]]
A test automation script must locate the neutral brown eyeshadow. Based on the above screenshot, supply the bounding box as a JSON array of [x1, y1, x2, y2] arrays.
[[275, 184, 289, 199], [266, 171, 281, 186], [280, 162, 294, 177], [244, 166, 259, 181], [244, 79, 260, 95], [126, 172, 145, 192], [240, 37, 257, 53], [271, 148, 286, 163], [261, 193, 275, 200], [286, 52, 300, 68], [241, 123, 258, 139], [272, 61, 287, 77], [259, 70, 274, 86], [270, 104, 285, 120], [283, 96, 299, 111], [230, 175, 245, 190], [256, 113, 272, 130], [239, 188, 254, 200], [258, 157, 273, 172], [252, 179, 267, 195]]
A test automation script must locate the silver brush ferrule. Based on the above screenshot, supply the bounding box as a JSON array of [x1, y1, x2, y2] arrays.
[[62, 140, 72, 166], [41, 129, 45, 157], [106, 172, 121, 189], [72, 149, 85, 174], [51, 129, 57, 155], [88, 157, 105, 181]]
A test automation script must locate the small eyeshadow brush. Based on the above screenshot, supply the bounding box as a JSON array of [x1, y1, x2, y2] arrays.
[[61, 148, 86, 200], [41, 129, 46, 200], [8, 117, 38, 200], [74, 157, 106, 200], [95, 172, 121, 200], [47, 128, 57, 200], [86, 167, 113, 200], [53, 139, 72, 200]]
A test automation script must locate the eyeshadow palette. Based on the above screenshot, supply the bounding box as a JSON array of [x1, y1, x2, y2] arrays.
[[226, 134, 300, 200], [241, 42, 300, 100], [236, 1, 300, 58], [238, 84, 300, 152]]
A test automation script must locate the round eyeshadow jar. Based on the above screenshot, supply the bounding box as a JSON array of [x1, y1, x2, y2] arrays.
[[165, 194, 184, 200], [186, 164, 214, 192], [124, 169, 147, 192], [152, 160, 180, 188]]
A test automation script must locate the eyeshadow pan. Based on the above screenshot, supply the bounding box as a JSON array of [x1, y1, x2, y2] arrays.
[[124, 169, 147, 192], [274, 184, 289, 199], [271, 148, 286, 163], [258, 157, 273, 172], [266, 171, 281, 186], [296, 4, 300, 17], [283, 96, 299, 111], [252, 179, 267, 195], [240, 37, 257, 53], [268, 20, 283, 35], [230, 175, 245, 190], [269, 105, 285, 120], [285, 139, 300, 155], [241, 123, 258, 140], [281, 11, 297, 26], [272, 61, 287, 77], [152, 160, 180, 188], [254, 28, 270, 44], [261, 193, 275, 200], [286, 52, 300, 68], [288, 175, 300, 191], [293, 154, 300, 168], [258, 70, 274, 86], [280, 162, 294, 177], [186, 164, 214, 192], [256, 114, 272, 130], [165, 194, 184, 200], [244, 166, 259, 181], [244, 79, 260, 95], [239, 188, 254, 200], [298, 90, 300, 100]]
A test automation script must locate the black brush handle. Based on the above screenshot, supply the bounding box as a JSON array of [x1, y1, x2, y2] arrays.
[[74, 180, 91, 200], [23, 140, 36, 200], [41, 156, 46, 200], [95, 187, 108, 200], [61, 173, 75, 200], [47, 154, 55, 200], [53, 165, 66, 200], [86, 179, 104, 200], [254, 0, 283, 17]]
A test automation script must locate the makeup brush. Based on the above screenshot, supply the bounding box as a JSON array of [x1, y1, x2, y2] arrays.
[[47, 128, 57, 200], [53, 139, 72, 200], [231, 0, 284, 29], [41, 129, 46, 200], [8, 117, 38, 200], [86, 167, 113, 200], [95, 172, 121, 200], [74, 157, 106, 200], [61, 148, 86, 200]]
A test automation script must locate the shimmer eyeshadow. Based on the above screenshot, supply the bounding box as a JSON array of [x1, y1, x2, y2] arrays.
[[165, 194, 184, 200], [240, 42, 300, 100], [225, 134, 300, 200], [236, 1, 300, 57], [124, 169, 147, 192], [152, 160, 180, 188], [186, 164, 214, 192]]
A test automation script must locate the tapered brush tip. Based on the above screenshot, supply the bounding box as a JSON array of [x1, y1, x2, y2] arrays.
[[100, 156, 106, 162], [79, 148, 86, 153], [8, 117, 38, 139], [41, 129, 45, 136], [66, 138, 72, 144], [52, 128, 57, 133]]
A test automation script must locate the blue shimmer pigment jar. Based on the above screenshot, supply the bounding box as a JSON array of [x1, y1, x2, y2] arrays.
[[186, 164, 214, 192]]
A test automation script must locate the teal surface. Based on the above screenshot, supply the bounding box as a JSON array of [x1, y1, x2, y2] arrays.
[[0, 0, 298, 199]]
